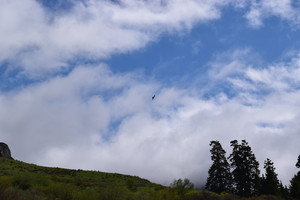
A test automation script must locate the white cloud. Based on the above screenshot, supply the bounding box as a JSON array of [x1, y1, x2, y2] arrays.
[[103, 0, 225, 30], [1, 0, 300, 75], [208, 49, 251, 80], [245, 0, 300, 28], [1, 0, 300, 76], [0, 0, 230, 76], [239, 53, 300, 93], [1, 51, 300, 186]]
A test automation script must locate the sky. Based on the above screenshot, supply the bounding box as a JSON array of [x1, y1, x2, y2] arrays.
[[1, 0, 300, 187]]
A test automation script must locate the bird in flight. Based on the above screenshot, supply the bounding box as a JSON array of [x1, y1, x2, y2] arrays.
[[152, 95, 155, 100]]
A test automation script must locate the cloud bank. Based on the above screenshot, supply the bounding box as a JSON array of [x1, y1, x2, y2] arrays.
[[2, 53, 300, 186], [0, 0, 228, 75], [3, 0, 298, 74], [1, 0, 300, 187]]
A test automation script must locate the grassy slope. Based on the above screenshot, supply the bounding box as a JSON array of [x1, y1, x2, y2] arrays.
[[0, 157, 171, 200], [0, 157, 286, 200]]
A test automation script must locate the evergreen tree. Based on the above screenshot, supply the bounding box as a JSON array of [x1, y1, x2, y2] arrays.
[[290, 154, 300, 199], [279, 181, 290, 200], [205, 141, 232, 193], [228, 140, 260, 197], [260, 158, 280, 196]]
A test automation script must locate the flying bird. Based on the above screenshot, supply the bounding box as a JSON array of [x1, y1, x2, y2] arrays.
[[152, 95, 155, 100]]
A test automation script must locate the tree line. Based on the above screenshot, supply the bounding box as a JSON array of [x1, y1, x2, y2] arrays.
[[205, 140, 300, 199]]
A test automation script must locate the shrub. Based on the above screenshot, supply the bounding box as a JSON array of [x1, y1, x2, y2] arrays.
[[100, 185, 130, 200], [13, 175, 31, 190], [170, 178, 194, 197], [0, 176, 13, 188], [183, 190, 221, 200], [126, 178, 138, 192], [73, 190, 100, 200], [48, 183, 73, 200], [0, 187, 24, 200]]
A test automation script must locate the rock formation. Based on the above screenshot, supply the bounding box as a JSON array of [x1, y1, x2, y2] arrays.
[[0, 142, 13, 159]]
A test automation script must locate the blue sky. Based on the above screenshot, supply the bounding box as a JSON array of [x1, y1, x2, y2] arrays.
[[1, 0, 300, 187]]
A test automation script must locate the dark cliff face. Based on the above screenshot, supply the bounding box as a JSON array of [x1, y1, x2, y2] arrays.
[[0, 142, 13, 159]]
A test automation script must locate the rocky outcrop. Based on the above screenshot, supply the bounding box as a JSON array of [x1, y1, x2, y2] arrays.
[[0, 142, 13, 159]]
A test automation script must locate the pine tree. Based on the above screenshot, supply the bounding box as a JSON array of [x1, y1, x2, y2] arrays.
[[260, 158, 280, 196], [228, 140, 260, 197], [279, 181, 290, 200], [205, 141, 232, 193], [290, 154, 300, 199]]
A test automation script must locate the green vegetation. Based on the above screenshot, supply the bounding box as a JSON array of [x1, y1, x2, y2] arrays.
[[1, 141, 299, 200], [0, 157, 173, 200], [170, 178, 194, 197], [260, 158, 280, 196], [290, 155, 300, 199], [205, 141, 232, 194], [229, 140, 260, 197], [206, 140, 300, 200]]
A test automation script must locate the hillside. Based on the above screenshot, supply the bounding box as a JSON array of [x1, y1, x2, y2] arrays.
[[0, 157, 288, 200], [0, 157, 169, 200]]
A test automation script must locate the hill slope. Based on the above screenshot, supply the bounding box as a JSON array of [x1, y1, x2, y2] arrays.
[[0, 157, 171, 200]]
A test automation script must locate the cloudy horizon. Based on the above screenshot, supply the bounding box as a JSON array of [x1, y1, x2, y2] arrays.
[[1, 0, 300, 187]]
